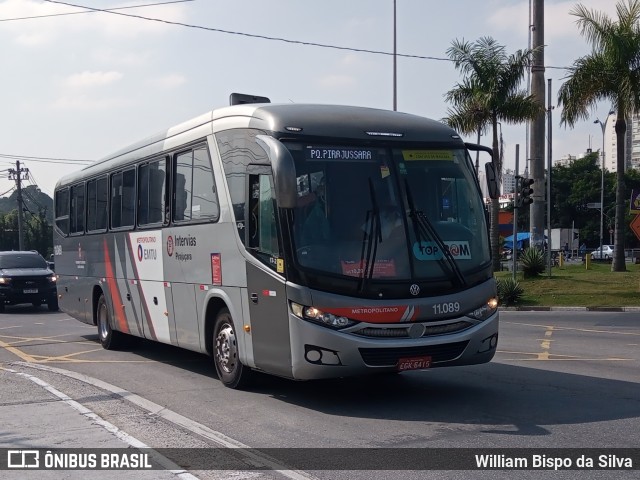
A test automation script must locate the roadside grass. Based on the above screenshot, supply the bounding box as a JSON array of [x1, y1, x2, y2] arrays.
[[495, 261, 640, 307]]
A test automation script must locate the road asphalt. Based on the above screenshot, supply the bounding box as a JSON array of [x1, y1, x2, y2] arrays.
[[1, 303, 639, 478]]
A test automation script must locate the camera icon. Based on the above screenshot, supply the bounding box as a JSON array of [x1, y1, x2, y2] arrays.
[[7, 450, 40, 468]]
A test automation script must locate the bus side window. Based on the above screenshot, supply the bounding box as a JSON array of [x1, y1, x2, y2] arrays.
[[111, 172, 123, 228], [192, 146, 219, 220], [96, 176, 108, 230], [121, 168, 136, 227], [54, 188, 70, 236], [70, 183, 85, 235], [173, 147, 219, 224], [175, 172, 187, 221], [86, 179, 97, 232], [138, 160, 167, 226], [248, 174, 280, 261], [148, 168, 166, 223]]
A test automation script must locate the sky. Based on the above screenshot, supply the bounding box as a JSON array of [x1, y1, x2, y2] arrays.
[[0, 0, 621, 198]]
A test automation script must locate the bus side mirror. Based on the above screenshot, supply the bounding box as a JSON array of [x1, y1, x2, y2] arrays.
[[485, 162, 499, 199], [255, 135, 297, 208]]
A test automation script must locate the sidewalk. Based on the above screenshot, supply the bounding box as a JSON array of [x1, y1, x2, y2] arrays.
[[0, 366, 192, 479], [500, 306, 640, 311]]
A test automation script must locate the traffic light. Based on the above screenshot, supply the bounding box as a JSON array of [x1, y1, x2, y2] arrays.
[[515, 176, 534, 207]]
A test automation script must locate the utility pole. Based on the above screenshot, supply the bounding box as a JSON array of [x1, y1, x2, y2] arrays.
[[529, 0, 545, 249], [547, 78, 553, 276], [8, 160, 29, 250], [512, 145, 520, 281], [393, 0, 397, 111]]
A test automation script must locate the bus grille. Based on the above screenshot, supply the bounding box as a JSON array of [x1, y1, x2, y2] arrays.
[[351, 321, 472, 339], [359, 341, 469, 367]]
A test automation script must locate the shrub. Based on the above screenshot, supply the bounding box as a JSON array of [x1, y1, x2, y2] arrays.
[[520, 247, 546, 277], [497, 277, 524, 305]]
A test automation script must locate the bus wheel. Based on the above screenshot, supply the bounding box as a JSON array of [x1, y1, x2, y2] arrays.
[[96, 294, 126, 350], [213, 308, 252, 389]]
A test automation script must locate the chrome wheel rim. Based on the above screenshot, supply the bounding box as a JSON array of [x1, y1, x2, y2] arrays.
[[215, 322, 237, 374], [98, 303, 109, 340]]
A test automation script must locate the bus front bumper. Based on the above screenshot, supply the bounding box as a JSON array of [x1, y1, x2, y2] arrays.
[[288, 311, 499, 380]]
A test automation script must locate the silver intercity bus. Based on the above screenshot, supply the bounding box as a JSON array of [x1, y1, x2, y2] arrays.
[[53, 94, 500, 388]]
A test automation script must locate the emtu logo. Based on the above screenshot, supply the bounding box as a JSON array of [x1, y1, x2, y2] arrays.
[[137, 244, 143, 262], [167, 235, 174, 256]]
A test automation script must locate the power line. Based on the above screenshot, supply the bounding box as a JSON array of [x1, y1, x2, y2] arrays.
[[22, 188, 46, 212], [43, 0, 454, 63], [0, 153, 93, 165], [42, 0, 570, 70], [27, 171, 53, 196], [0, 0, 194, 22], [0, 186, 16, 197]]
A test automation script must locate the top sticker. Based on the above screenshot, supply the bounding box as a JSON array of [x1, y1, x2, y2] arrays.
[[402, 150, 453, 161]]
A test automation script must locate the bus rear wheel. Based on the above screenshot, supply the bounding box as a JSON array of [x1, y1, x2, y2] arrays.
[[213, 308, 252, 389], [96, 294, 127, 350]]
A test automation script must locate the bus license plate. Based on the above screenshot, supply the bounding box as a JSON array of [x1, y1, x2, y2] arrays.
[[397, 356, 431, 371], [23, 288, 38, 294]]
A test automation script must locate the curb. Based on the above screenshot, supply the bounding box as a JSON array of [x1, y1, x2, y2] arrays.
[[500, 306, 640, 312]]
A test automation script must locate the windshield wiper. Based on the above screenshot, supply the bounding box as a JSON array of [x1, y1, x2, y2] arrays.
[[358, 178, 382, 292], [404, 179, 467, 288]]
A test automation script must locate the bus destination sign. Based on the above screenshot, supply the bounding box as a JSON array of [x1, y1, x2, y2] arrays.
[[305, 146, 378, 162]]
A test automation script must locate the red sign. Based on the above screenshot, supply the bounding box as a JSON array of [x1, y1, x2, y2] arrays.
[[630, 214, 640, 242], [210, 253, 222, 286]]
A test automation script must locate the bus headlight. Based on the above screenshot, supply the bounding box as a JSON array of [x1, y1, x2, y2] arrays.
[[290, 302, 356, 329], [466, 297, 498, 322]]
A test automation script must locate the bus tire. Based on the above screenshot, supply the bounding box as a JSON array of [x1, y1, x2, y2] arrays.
[[96, 294, 126, 350], [213, 308, 252, 389]]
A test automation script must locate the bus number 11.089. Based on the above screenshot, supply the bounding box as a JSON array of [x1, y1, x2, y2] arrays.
[[432, 302, 461, 315]]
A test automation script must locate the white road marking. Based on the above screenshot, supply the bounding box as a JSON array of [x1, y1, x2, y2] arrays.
[[15, 362, 318, 480], [1, 366, 198, 480]]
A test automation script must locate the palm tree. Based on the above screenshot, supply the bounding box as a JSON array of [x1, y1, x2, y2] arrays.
[[558, 0, 640, 272], [444, 37, 543, 271]]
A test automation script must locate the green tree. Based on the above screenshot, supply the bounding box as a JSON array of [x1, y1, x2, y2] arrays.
[[557, 0, 640, 271], [444, 37, 544, 271], [0, 211, 19, 251], [549, 153, 616, 247]]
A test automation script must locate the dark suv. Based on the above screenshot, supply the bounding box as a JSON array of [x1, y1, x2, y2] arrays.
[[0, 251, 58, 312]]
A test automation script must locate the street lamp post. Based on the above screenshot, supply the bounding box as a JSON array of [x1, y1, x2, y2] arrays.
[[594, 112, 614, 260], [393, 0, 397, 111]]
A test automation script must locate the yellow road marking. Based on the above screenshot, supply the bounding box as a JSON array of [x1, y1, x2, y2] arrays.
[[0, 333, 152, 364], [0, 333, 92, 346], [535, 325, 554, 360], [34, 348, 106, 363], [498, 350, 632, 361], [0, 337, 38, 363], [505, 321, 640, 337]]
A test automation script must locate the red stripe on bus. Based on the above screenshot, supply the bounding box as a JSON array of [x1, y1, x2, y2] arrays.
[[103, 238, 130, 334]]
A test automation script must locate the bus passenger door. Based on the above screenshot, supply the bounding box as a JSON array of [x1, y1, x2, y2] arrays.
[[245, 171, 291, 377]]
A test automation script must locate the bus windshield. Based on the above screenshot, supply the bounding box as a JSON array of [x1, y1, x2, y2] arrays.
[[285, 142, 490, 283]]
